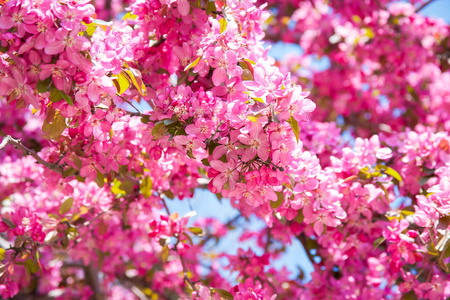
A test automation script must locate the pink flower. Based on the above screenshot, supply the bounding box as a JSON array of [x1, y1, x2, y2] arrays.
[[185, 118, 216, 141], [419, 275, 450, 300], [304, 209, 340, 236], [10, 207, 45, 243], [210, 48, 241, 86], [40, 59, 73, 93], [2, 68, 39, 108], [210, 159, 240, 191], [238, 123, 269, 162], [388, 240, 422, 265], [45, 26, 90, 63]]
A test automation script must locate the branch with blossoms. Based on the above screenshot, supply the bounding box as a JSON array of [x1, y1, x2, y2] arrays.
[[0, 135, 63, 174], [1, 0, 450, 299]]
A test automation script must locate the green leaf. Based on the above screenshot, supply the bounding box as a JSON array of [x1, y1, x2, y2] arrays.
[[373, 237, 386, 250], [60, 91, 74, 105], [0, 248, 5, 260], [156, 68, 170, 76], [182, 233, 194, 246], [288, 116, 300, 143], [270, 191, 284, 209], [427, 238, 439, 256], [42, 110, 66, 140], [206, 0, 216, 16], [140, 115, 151, 124], [213, 289, 234, 300], [295, 210, 304, 224], [375, 182, 389, 204], [25, 258, 39, 274], [49, 88, 63, 103], [62, 167, 77, 178], [188, 227, 204, 236], [191, 0, 201, 8], [2, 217, 16, 229], [401, 290, 418, 300], [239, 60, 254, 81], [152, 122, 167, 139], [59, 197, 74, 215], [177, 71, 189, 86], [164, 190, 175, 199], [95, 170, 105, 188], [36, 79, 50, 93], [140, 176, 153, 198], [201, 158, 210, 167]]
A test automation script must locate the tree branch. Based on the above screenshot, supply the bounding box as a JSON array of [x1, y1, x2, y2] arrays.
[[83, 264, 104, 300], [416, 0, 434, 12], [296, 234, 316, 266], [0, 135, 63, 175]]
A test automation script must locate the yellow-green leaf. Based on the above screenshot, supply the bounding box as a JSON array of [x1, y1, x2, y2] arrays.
[[161, 245, 169, 263], [140, 176, 153, 198], [243, 58, 256, 65], [188, 227, 204, 236], [213, 289, 233, 300], [270, 191, 284, 209], [253, 97, 265, 103], [42, 110, 66, 140], [61, 91, 73, 105], [111, 178, 126, 195], [351, 15, 362, 23], [0, 248, 5, 260], [124, 68, 147, 96], [25, 258, 39, 274], [219, 18, 227, 33], [184, 57, 201, 71], [288, 116, 300, 143], [247, 116, 258, 122], [59, 197, 74, 215], [373, 236, 385, 250], [122, 12, 137, 20], [2, 217, 16, 229], [113, 72, 131, 95], [95, 170, 105, 188], [152, 122, 167, 139], [376, 164, 403, 182]]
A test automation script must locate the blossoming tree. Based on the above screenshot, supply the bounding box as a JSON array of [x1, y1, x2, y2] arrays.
[[0, 0, 450, 298]]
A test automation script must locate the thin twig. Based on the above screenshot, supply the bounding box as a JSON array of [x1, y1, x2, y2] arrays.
[[161, 197, 171, 215], [416, 0, 435, 12], [264, 228, 272, 253], [0, 135, 63, 175], [175, 239, 198, 293], [297, 234, 316, 265]]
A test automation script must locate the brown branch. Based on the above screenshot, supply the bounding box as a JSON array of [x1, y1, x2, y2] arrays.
[[264, 227, 272, 253], [83, 264, 105, 300], [296, 234, 316, 266], [175, 240, 198, 293], [0, 135, 63, 175], [416, 0, 435, 12]]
